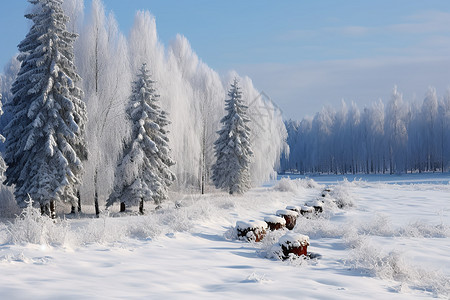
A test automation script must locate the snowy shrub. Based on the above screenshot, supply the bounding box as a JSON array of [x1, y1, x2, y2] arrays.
[[357, 215, 450, 238], [7, 199, 69, 246], [156, 206, 194, 232], [273, 178, 296, 192], [274, 178, 320, 193], [329, 180, 355, 208], [127, 216, 162, 240], [304, 178, 321, 189], [128, 196, 219, 240], [357, 214, 394, 236], [346, 243, 450, 297], [74, 214, 128, 246], [400, 220, 450, 238], [293, 216, 345, 239]]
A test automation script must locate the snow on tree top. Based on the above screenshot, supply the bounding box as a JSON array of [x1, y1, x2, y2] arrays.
[[236, 220, 268, 230], [263, 215, 286, 225], [279, 233, 310, 248]]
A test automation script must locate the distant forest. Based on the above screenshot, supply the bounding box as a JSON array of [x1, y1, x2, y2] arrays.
[[281, 86, 450, 174]]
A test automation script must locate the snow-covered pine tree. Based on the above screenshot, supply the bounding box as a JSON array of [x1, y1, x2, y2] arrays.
[[3, 0, 87, 218], [0, 93, 6, 180], [212, 78, 253, 194], [107, 63, 175, 213]]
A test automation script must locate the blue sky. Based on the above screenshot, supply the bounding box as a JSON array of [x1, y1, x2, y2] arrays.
[[1, 1, 450, 118]]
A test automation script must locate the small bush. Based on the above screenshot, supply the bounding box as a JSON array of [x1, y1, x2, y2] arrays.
[[274, 178, 321, 193], [346, 240, 450, 297], [329, 180, 355, 208], [7, 198, 69, 246]]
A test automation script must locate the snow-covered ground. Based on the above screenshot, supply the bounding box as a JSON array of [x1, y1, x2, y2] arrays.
[[0, 174, 449, 299]]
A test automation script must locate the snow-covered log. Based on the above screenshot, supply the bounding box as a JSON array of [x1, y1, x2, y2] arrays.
[[279, 233, 310, 258], [276, 209, 298, 230], [236, 220, 267, 242], [264, 216, 286, 231]]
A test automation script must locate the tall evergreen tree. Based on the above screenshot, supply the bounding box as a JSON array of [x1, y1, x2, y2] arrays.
[[3, 0, 87, 217], [107, 63, 175, 213], [212, 79, 253, 194]]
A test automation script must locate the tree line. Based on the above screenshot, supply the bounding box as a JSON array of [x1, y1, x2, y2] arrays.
[[281, 86, 450, 174]]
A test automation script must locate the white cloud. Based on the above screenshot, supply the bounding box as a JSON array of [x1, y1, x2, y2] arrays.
[[391, 11, 450, 34], [279, 10, 450, 45], [280, 25, 371, 41]]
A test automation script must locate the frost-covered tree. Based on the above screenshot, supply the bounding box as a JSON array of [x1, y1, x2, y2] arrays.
[[0, 56, 21, 135], [212, 79, 253, 194], [127, 12, 286, 191], [0, 93, 6, 179], [129, 11, 200, 189], [107, 63, 175, 213], [3, 0, 87, 217], [169, 35, 224, 194], [281, 85, 450, 174], [234, 74, 288, 185], [347, 101, 361, 174], [385, 86, 408, 174], [421, 87, 439, 171], [76, 0, 131, 215]]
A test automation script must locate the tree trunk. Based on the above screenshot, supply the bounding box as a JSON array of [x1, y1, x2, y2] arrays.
[[94, 169, 100, 217], [71, 190, 82, 214], [200, 122, 206, 195], [77, 190, 81, 213], [120, 202, 126, 212], [139, 199, 144, 215], [50, 200, 56, 219], [40, 202, 54, 218]]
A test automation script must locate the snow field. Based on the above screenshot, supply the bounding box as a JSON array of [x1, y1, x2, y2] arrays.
[[0, 175, 449, 299]]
